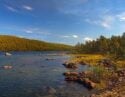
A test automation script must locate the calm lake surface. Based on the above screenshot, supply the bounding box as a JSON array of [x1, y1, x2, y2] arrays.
[[0, 51, 97, 97]]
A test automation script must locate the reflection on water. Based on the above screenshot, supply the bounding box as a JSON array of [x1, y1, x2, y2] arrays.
[[0, 52, 97, 97]]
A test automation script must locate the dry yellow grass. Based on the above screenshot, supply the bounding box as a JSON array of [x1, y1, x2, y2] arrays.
[[115, 60, 125, 68], [68, 54, 105, 66]]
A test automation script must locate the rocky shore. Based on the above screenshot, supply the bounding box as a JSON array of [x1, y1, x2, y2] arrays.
[[90, 81, 125, 97], [63, 54, 125, 97], [63, 71, 96, 89]]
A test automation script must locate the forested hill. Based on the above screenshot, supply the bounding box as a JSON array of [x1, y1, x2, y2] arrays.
[[0, 35, 73, 51]]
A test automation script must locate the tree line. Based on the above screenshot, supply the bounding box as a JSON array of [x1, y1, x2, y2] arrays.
[[0, 35, 72, 51], [74, 33, 125, 58]]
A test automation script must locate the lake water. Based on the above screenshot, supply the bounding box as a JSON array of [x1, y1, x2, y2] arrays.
[[0, 52, 97, 97]]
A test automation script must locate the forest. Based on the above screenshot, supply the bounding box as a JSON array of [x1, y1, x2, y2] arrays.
[[0, 35, 72, 51], [74, 33, 125, 58]]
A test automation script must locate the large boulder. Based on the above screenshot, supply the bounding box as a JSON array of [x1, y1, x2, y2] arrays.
[[63, 72, 79, 76], [100, 59, 113, 68], [5, 52, 12, 56], [62, 62, 77, 69], [63, 71, 96, 89], [90, 94, 96, 97], [65, 76, 78, 81], [3, 65, 13, 69], [79, 61, 86, 65], [79, 78, 96, 89], [117, 69, 125, 77], [64, 72, 79, 81]]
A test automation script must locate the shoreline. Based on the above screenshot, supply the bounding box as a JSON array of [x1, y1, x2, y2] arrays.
[[63, 54, 125, 97]]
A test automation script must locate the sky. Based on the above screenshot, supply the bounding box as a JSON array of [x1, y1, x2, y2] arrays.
[[0, 0, 125, 45]]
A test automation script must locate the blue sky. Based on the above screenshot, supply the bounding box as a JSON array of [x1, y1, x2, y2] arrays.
[[0, 0, 125, 45]]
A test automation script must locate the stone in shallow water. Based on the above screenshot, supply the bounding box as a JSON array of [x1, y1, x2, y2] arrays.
[[62, 62, 78, 69], [5, 52, 12, 56], [63, 72, 79, 76], [63, 71, 96, 89], [41, 95, 57, 97], [46, 87, 56, 94], [3, 65, 13, 69], [90, 94, 96, 97]]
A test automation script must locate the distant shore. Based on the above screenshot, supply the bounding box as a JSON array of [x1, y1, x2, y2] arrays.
[[0, 35, 73, 51]]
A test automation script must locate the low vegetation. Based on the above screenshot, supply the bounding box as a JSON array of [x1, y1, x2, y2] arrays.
[[68, 54, 105, 66]]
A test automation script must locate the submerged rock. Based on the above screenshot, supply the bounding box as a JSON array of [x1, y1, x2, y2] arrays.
[[46, 87, 56, 94], [79, 61, 86, 65], [41, 95, 57, 97], [90, 94, 96, 97], [45, 58, 55, 61]]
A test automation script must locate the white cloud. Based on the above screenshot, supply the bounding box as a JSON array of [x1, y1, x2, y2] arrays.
[[6, 6, 17, 12], [101, 22, 110, 28], [24, 28, 51, 35], [84, 37, 93, 42], [72, 35, 78, 38], [101, 16, 114, 29], [62, 35, 70, 38], [85, 15, 114, 29], [56, 0, 89, 16], [25, 30, 33, 34], [22, 5, 33, 11], [84, 19, 98, 25], [62, 34, 78, 39], [117, 12, 125, 21]]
